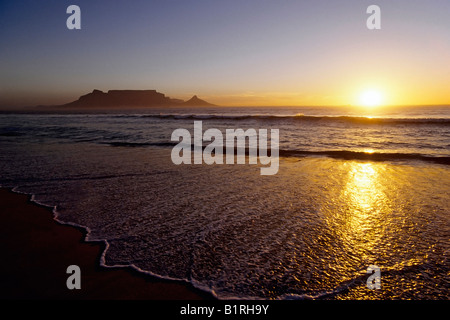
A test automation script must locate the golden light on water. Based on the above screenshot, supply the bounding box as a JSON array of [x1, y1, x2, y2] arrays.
[[344, 163, 384, 213], [338, 162, 390, 261], [317, 160, 395, 298]]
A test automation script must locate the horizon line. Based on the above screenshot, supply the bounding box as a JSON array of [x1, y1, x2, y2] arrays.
[[1, 103, 450, 110]]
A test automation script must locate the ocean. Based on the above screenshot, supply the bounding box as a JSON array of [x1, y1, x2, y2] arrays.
[[0, 105, 449, 299]]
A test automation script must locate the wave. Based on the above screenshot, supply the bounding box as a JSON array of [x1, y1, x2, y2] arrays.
[[0, 131, 25, 137], [2, 185, 210, 296], [279, 150, 450, 165], [5, 184, 445, 300], [0, 184, 376, 301], [135, 113, 450, 125], [105, 141, 177, 148], [103, 141, 450, 165]]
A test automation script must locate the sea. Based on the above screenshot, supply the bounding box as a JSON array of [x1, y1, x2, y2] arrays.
[[0, 105, 449, 299]]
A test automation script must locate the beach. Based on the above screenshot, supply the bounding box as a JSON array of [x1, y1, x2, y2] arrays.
[[0, 109, 449, 299], [0, 188, 211, 300]]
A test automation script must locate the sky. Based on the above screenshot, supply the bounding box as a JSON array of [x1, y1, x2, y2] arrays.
[[1, 0, 449, 107]]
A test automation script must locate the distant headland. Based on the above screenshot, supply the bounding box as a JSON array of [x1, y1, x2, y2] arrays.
[[59, 89, 216, 108]]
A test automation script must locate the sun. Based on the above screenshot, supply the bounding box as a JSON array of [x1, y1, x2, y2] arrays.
[[358, 89, 384, 108]]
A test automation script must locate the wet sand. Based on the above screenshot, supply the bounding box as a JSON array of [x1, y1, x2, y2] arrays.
[[0, 188, 212, 300]]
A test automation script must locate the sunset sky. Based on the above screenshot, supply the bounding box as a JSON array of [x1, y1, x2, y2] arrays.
[[1, 0, 449, 107]]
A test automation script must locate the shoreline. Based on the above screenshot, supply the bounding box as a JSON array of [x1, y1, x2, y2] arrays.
[[0, 188, 214, 300]]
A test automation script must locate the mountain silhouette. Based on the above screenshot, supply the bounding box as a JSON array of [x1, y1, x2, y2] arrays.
[[60, 90, 215, 108]]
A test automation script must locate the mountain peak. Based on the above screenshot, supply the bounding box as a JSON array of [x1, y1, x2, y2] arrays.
[[183, 95, 215, 106]]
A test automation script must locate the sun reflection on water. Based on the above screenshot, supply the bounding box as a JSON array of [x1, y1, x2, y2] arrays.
[[315, 161, 393, 298], [344, 162, 382, 211], [341, 162, 389, 250], [316, 160, 450, 299], [322, 161, 394, 276]]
